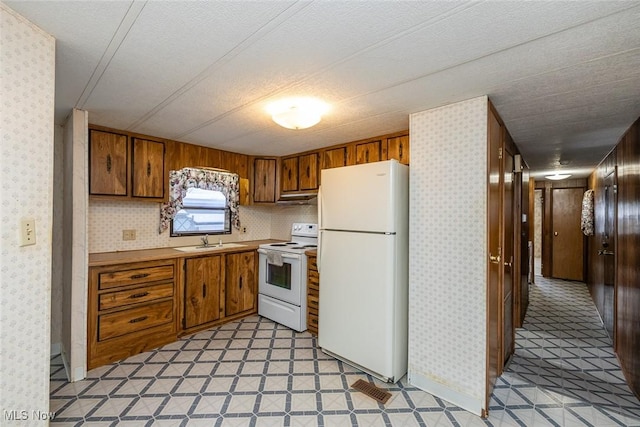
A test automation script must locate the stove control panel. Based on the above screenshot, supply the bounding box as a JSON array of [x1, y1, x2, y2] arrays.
[[292, 223, 318, 237]]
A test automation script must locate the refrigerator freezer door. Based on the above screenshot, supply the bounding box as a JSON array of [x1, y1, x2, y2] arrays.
[[318, 230, 396, 379], [320, 160, 401, 233]]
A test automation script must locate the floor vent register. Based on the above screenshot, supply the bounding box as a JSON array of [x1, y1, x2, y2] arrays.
[[351, 379, 392, 404]]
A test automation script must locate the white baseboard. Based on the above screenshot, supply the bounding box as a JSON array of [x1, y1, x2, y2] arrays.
[[60, 346, 71, 382], [408, 370, 484, 417]]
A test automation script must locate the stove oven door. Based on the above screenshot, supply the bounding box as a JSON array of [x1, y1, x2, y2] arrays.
[[257, 249, 302, 305]]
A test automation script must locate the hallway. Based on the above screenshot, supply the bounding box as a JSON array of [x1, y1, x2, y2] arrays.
[[48, 276, 640, 426], [491, 276, 640, 426]]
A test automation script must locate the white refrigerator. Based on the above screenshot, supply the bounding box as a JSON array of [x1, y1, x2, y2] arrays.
[[318, 159, 409, 383]]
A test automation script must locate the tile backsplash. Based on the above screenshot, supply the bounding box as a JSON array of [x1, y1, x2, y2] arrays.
[[89, 200, 318, 253]]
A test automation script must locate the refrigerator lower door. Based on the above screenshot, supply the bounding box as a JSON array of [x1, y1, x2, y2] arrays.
[[319, 230, 397, 380]]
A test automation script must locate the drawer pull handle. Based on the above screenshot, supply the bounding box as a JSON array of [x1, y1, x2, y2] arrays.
[[203, 283, 206, 298], [129, 292, 149, 299], [129, 316, 148, 324], [399, 143, 403, 158], [306, 165, 310, 178], [147, 161, 151, 177], [130, 273, 149, 280], [106, 154, 112, 173], [239, 276, 243, 289]]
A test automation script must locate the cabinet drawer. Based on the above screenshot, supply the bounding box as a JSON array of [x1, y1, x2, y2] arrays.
[[307, 295, 319, 311], [307, 257, 317, 271], [99, 300, 173, 341], [99, 282, 174, 311], [308, 269, 319, 283], [99, 265, 174, 289]]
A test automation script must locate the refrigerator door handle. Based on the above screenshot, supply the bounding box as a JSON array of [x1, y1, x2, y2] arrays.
[[317, 186, 322, 274]]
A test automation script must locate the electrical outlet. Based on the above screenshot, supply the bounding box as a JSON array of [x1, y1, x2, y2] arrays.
[[20, 218, 36, 246], [122, 229, 136, 241], [242, 227, 247, 234]]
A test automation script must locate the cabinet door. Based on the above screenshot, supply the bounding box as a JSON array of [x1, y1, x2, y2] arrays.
[[225, 251, 256, 316], [90, 130, 128, 196], [299, 153, 319, 190], [386, 135, 410, 165], [355, 141, 381, 164], [184, 256, 221, 328], [253, 158, 276, 202], [281, 157, 299, 192], [322, 147, 347, 170], [132, 138, 165, 198]]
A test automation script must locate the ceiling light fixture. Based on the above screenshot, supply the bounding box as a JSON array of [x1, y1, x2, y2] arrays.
[[267, 97, 328, 130], [545, 173, 572, 181]]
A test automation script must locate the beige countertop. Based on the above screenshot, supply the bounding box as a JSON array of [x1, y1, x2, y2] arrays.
[[89, 239, 283, 267]]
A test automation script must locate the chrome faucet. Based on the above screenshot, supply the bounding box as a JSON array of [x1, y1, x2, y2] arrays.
[[201, 234, 209, 247]]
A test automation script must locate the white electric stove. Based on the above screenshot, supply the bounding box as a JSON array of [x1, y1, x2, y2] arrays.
[[257, 223, 318, 331]]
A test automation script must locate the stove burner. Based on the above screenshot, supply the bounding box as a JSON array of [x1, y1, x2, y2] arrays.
[[285, 242, 297, 245], [291, 246, 305, 249], [270, 243, 288, 247], [303, 245, 317, 248]]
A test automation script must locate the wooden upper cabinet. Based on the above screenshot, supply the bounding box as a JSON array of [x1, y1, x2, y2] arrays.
[[89, 129, 128, 196], [253, 158, 277, 203], [322, 147, 347, 170], [225, 251, 256, 316], [184, 255, 222, 329], [132, 138, 165, 199], [386, 135, 410, 165], [281, 157, 299, 192], [299, 153, 319, 190], [356, 140, 381, 164]]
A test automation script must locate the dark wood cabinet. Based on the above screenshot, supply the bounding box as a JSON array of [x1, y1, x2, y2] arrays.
[[322, 147, 347, 169], [225, 251, 256, 316], [280, 153, 319, 194], [356, 140, 381, 164], [253, 158, 277, 202], [299, 153, 319, 190], [306, 253, 319, 335], [88, 259, 177, 370], [184, 256, 222, 328], [89, 129, 128, 196], [132, 138, 165, 198], [386, 135, 410, 165], [280, 157, 299, 192]]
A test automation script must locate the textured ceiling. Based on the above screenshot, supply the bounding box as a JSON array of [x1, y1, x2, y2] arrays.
[[6, 0, 640, 179]]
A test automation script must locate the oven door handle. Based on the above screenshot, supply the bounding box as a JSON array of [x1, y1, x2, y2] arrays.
[[257, 249, 301, 260]]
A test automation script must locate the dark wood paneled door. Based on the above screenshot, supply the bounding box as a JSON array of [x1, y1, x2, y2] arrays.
[[551, 188, 584, 280], [502, 150, 515, 366], [486, 107, 502, 404], [602, 171, 616, 343]]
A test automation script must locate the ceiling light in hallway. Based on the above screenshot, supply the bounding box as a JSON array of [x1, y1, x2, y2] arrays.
[[545, 173, 572, 180]]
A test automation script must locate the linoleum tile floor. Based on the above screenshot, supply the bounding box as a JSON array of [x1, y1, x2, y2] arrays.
[[50, 276, 640, 426]]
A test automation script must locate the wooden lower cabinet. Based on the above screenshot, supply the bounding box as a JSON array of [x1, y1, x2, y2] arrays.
[[184, 255, 223, 328], [225, 251, 256, 316], [88, 259, 178, 370], [306, 253, 319, 335], [181, 250, 258, 335]]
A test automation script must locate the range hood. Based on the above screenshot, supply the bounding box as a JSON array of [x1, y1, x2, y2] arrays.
[[277, 192, 318, 204]]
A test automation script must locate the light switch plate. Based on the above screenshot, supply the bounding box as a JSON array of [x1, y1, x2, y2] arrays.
[[20, 218, 36, 246]]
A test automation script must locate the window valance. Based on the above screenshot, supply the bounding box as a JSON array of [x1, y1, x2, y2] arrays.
[[159, 168, 240, 234]]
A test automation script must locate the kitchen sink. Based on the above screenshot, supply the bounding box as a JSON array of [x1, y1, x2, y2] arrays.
[[173, 243, 247, 252]]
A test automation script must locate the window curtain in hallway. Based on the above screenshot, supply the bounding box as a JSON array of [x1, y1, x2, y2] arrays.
[[159, 167, 240, 233]]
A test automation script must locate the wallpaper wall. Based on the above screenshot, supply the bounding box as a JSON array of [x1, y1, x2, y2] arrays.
[[89, 201, 318, 253], [408, 96, 488, 415], [0, 3, 55, 421]]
